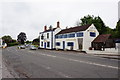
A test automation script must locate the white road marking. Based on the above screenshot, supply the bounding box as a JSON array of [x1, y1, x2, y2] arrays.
[[68, 59, 119, 69], [26, 50, 119, 70], [40, 54, 56, 58], [40, 53, 119, 70], [28, 51, 34, 53]]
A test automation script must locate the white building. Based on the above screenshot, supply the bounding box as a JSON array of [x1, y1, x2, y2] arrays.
[[0, 38, 3, 48], [39, 21, 61, 49], [55, 24, 99, 51]]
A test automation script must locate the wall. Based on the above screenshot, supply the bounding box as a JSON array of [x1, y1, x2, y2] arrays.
[[55, 32, 84, 50], [83, 24, 99, 51], [53, 28, 61, 49], [39, 31, 52, 49], [39, 28, 61, 49], [0, 38, 2, 47]]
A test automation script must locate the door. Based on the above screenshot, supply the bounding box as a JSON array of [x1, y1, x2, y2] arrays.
[[44, 42, 46, 48], [63, 41, 65, 50], [78, 38, 83, 50]]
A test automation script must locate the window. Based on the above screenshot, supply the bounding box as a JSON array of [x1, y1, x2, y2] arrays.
[[67, 42, 74, 46], [58, 35, 62, 38], [90, 32, 96, 37], [68, 33, 75, 38], [56, 42, 60, 46], [47, 33, 49, 39], [41, 42, 43, 46], [77, 32, 83, 37], [63, 34, 67, 38], [41, 34, 44, 40], [55, 35, 58, 39], [47, 42, 50, 47]]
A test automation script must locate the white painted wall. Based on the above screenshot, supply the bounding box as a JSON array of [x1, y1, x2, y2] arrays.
[[39, 27, 61, 49], [83, 24, 99, 51], [55, 32, 84, 50], [40, 31, 52, 49], [0, 38, 2, 47], [55, 24, 99, 51], [53, 28, 61, 48]]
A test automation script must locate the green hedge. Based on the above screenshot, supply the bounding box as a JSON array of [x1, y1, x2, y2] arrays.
[[7, 42, 19, 47]]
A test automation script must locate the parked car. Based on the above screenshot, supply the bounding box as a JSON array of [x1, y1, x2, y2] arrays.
[[38, 46, 41, 49], [18, 45, 25, 49], [30, 45, 37, 50], [25, 44, 30, 48]]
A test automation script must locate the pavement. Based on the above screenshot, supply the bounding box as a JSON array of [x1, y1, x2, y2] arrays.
[[86, 48, 120, 60], [2, 46, 119, 78], [0, 48, 14, 79]]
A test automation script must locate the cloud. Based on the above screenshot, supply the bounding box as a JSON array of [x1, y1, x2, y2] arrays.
[[0, 1, 119, 40]]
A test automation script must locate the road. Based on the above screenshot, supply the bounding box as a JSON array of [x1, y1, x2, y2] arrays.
[[2, 46, 119, 78]]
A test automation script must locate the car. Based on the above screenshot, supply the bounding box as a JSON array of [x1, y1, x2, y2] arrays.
[[18, 45, 25, 49], [29, 45, 37, 50], [25, 44, 30, 48]]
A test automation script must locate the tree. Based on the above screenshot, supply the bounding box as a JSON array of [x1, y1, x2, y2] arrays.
[[25, 40, 31, 44], [17, 32, 27, 44], [115, 20, 120, 38], [32, 38, 39, 45], [76, 15, 108, 34], [2, 35, 12, 44], [2, 35, 18, 47]]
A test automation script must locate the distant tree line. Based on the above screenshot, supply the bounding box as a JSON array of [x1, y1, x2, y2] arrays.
[[75, 15, 120, 38], [2, 35, 18, 47]]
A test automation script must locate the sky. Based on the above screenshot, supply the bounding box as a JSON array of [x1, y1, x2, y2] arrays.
[[0, 0, 119, 41]]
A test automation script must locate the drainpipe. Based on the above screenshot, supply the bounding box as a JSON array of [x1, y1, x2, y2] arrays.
[[51, 31, 53, 49]]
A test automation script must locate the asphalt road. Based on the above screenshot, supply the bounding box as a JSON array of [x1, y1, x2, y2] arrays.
[[2, 46, 119, 78]]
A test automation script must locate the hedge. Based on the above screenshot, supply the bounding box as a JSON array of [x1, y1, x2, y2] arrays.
[[7, 42, 19, 47]]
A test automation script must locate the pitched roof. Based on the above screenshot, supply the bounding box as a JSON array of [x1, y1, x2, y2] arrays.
[[92, 34, 111, 43], [57, 24, 91, 35], [44, 28, 57, 32]]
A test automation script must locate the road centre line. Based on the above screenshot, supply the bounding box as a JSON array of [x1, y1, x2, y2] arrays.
[[20, 49, 119, 70], [68, 58, 119, 69], [37, 53, 119, 70]]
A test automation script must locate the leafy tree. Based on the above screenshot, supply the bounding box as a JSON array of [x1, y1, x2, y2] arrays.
[[25, 40, 31, 44], [17, 32, 27, 44], [2, 35, 12, 44], [115, 20, 120, 38], [76, 15, 108, 34], [32, 38, 39, 45], [2, 35, 18, 47]]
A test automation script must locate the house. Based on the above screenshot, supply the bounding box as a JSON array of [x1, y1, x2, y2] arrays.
[[115, 39, 120, 50], [92, 34, 115, 50], [0, 38, 3, 48], [55, 24, 99, 51], [39, 21, 61, 49]]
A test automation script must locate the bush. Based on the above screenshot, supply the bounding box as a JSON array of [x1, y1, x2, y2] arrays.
[[34, 45, 39, 48], [7, 42, 19, 47]]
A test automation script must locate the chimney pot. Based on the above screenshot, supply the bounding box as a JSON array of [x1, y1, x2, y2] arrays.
[[44, 25, 47, 31], [57, 21, 60, 28]]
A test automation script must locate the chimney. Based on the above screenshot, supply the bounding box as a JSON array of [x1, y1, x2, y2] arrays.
[[57, 21, 60, 28], [49, 25, 52, 30], [44, 25, 47, 31]]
